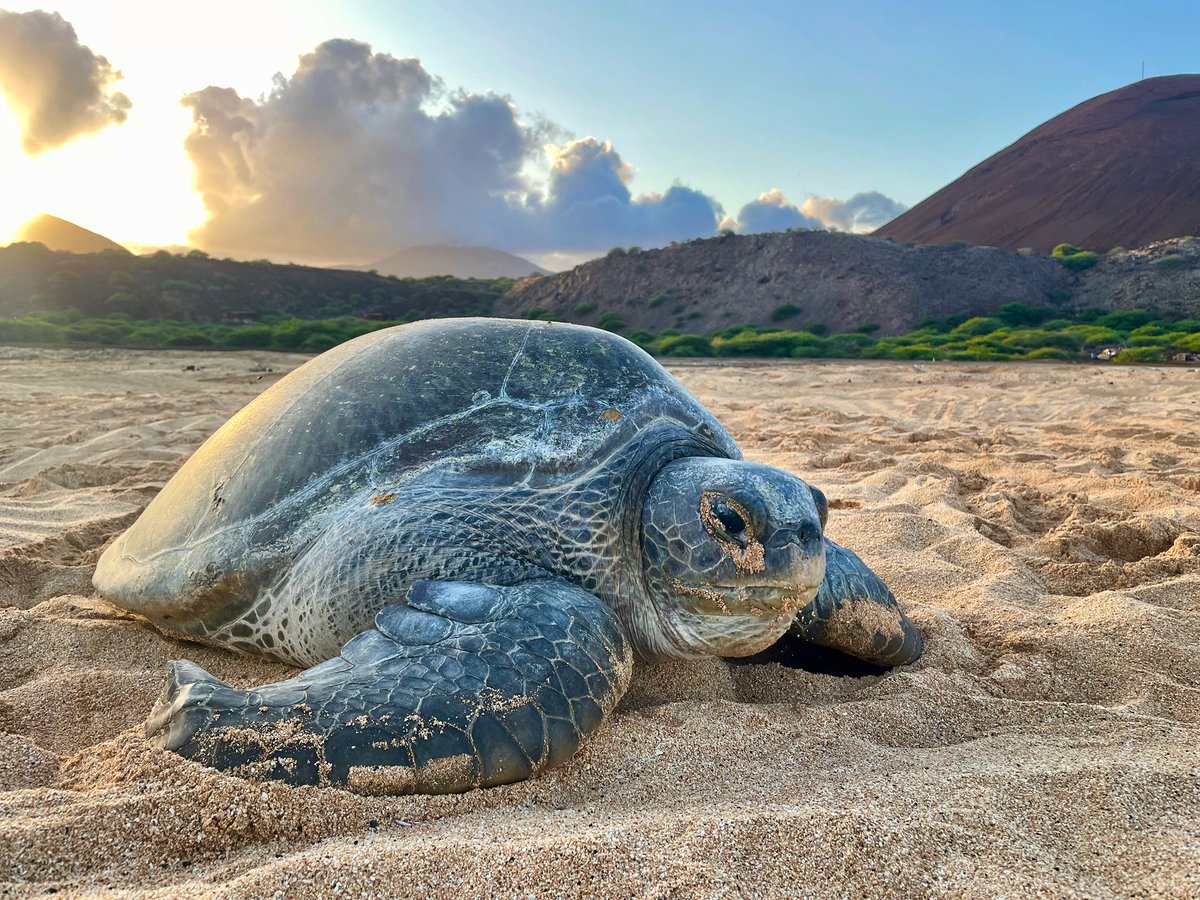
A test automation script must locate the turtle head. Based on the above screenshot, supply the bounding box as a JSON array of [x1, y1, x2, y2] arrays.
[[637, 458, 827, 659]]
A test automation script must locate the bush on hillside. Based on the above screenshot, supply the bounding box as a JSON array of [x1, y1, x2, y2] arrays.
[[1051, 243, 1100, 272]]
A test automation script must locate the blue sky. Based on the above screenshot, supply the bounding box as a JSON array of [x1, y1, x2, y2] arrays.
[[1, 0, 1197, 263], [337, 0, 1199, 207]]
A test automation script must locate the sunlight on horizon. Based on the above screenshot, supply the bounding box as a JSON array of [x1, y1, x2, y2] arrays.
[[0, 94, 205, 250], [0, 0, 344, 251]]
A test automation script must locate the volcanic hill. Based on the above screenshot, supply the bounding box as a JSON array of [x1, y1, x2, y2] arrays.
[[13, 214, 131, 255], [875, 75, 1200, 254]]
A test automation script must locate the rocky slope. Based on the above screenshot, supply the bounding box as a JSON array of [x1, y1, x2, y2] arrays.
[[498, 231, 1074, 335], [875, 76, 1200, 254], [1071, 237, 1200, 317]]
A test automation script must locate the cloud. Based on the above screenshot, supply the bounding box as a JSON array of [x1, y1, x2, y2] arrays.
[[184, 39, 722, 262], [536, 138, 722, 250], [800, 191, 907, 232], [736, 188, 907, 235], [0, 9, 130, 154], [735, 188, 823, 233]]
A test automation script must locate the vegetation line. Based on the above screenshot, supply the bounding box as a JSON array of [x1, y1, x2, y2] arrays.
[[2, 304, 1198, 364]]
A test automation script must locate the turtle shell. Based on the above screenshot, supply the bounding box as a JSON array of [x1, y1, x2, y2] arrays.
[[94, 318, 739, 615]]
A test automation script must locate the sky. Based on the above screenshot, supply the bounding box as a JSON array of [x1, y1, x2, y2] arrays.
[[0, 0, 1197, 268]]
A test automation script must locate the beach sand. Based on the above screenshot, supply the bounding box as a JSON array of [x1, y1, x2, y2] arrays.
[[0, 347, 1197, 897]]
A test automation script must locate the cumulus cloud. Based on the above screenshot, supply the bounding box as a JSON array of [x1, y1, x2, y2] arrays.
[[735, 188, 823, 233], [184, 39, 722, 261], [536, 138, 722, 250], [736, 188, 907, 235], [0, 8, 130, 154], [800, 191, 907, 232]]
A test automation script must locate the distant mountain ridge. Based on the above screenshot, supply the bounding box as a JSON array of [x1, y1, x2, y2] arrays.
[[363, 245, 549, 278], [14, 214, 131, 255], [875, 75, 1200, 253]]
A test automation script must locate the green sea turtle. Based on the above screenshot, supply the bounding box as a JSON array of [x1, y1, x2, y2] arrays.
[[93, 318, 921, 794]]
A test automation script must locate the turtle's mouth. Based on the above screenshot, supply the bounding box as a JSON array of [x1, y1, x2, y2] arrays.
[[662, 577, 823, 658], [668, 577, 822, 622]]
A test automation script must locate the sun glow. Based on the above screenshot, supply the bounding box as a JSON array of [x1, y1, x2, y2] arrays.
[[0, 99, 204, 248], [0, 1, 344, 251]]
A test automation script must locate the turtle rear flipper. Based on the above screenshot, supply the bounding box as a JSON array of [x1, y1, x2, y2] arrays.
[[146, 578, 633, 794]]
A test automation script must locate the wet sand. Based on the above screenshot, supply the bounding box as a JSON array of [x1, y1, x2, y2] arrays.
[[0, 347, 1197, 897]]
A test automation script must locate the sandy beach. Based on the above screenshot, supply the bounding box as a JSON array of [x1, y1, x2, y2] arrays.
[[0, 346, 1197, 897]]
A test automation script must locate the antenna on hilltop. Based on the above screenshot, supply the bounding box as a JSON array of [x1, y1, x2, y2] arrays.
[[1141, 61, 1145, 80]]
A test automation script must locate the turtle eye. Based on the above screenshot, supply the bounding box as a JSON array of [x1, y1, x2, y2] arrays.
[[713, 502, 746, 537], [702, 493, 750, 543]]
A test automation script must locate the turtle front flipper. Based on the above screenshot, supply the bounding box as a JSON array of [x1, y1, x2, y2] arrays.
[[146, 578, 633, 794], [770, 538, 923, 670]]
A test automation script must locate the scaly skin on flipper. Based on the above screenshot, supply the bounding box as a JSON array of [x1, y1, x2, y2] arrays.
[[788, 538, 923, 667], [148, 578, 632, 793]]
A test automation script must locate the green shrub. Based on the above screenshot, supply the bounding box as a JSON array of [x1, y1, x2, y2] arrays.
[[770, 303, 802, 322], [1060, 324, 1121, 346], [713, 330, 814, 357], [919, 313, 972, 333], [646, 294, 667, 309], [1129, 331, 1187, 347], [164, 331, 214, 347], [224, 326, 275, 348], [655, 334, 713, 357], [949, 317, 1005, 337], [524, 306, 553, 320], [597, 312, 625, 332], [822, 332, 875, 356], [1129, 324, 1169, 338], [1000, 329, 1080, 352], [1051, 244, 1099, 272], [625, 329, 656, 347], [1020, 347, 1074, 361], [996, 303, 1056, 326], [1112, 346, 1165, 364], [572, 302, 597, 316], [884, 343, 939, 360], [1094, 310, 1156, 330], [0, 318, 63, 343], [301, 333, 341, 352]]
